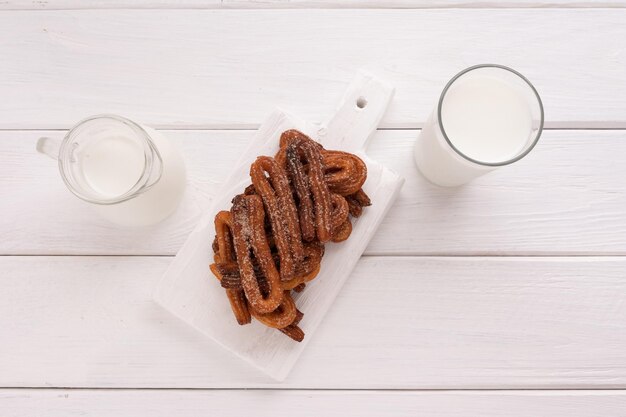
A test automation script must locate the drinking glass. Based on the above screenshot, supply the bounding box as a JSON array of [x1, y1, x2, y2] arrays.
[[414, 64, 544, 187], [37, 115, 186, 226]]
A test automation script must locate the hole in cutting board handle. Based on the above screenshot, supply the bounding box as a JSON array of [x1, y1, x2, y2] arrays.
[[356, 96, 368, 109]]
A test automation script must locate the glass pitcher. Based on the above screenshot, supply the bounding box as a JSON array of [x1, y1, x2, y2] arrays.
[[37, 115, 186, 227]]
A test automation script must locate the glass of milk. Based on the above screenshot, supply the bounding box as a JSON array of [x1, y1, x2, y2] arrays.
[[414, 64, 544, 187], [37, 115, 186, 226]]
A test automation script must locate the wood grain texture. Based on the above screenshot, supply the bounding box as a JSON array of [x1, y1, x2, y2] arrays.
[[2, 390, 626, 417], [0, 10, 625, 128], [2, 0, 624, 9], [2, 129, 624, 256], [1, 256, 625, 389]]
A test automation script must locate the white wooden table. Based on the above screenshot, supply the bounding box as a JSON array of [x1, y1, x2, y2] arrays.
[[1, 1, 626, 415]]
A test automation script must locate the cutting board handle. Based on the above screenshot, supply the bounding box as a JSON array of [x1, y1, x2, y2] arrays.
[[317, 71, 395, 152]]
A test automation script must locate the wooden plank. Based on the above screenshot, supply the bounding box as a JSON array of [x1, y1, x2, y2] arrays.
[[1, 256, 625, 388], [2, 0, 624, 10], [2, 389, 626, 417], [0, 10, 625, 128], [2, 129, 625, 256]]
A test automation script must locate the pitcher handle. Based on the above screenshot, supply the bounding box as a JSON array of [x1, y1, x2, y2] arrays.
[[36, 137, 62, 160]]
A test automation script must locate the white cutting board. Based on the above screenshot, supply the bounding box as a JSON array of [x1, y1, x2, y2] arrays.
[[154, 71, 404, 381]]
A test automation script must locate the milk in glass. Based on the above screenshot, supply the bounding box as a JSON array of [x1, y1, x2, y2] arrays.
[[414, 65, 543, 187]]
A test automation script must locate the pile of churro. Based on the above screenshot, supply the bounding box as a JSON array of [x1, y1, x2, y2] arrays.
[[210, 130, 371, 341]]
